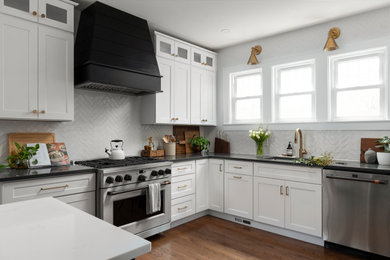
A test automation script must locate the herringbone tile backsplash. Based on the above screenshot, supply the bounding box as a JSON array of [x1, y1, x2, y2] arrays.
[[0, 89, 172, 163]]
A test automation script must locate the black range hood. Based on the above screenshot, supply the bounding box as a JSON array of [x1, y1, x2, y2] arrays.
[[74, 2, 161, 95]]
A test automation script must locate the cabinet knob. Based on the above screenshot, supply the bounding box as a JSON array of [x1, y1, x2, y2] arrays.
[[41, 14, 46, 18], [32, 11, 37, 16], [40, 110, 46, 114], [175, 117, 179, 120], [171, 53, 175, 56], [32, 109, 38, 114], [171, 117, 176, 121], [175, 54, 179, 57]]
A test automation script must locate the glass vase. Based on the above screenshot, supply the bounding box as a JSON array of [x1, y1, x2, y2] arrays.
[[256, 142, 264, 156]]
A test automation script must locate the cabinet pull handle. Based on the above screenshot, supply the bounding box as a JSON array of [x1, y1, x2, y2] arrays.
[[177, 167, 187, 170], [178, 184, 188, 189], [178, 206, 188, 211], [280, 185, 284, 195], [286, 186, 289, 196], [40, 184, 69, 191], [40, 13, 46, 18], [32, 109, 38, 114], [40, 110, 46, 114], [219, 164, 222, 172], [233, 166, 242, 169], [32, 11, 37, 16], [233, 176, 242, 179]]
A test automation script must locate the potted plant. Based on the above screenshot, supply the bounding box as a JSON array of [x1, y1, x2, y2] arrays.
[[376, 136, 390, 165], [249, 127, 271, 156], [189, 136, 210, 156], [0, 142, 40, 169]]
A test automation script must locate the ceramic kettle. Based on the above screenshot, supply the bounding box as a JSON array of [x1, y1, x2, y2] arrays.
[[105, 140, 126, 160]]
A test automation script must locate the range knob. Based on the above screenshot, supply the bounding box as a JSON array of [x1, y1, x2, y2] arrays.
[[124, 174, 132, 181], [151, 170, 158, 177], [138, 175, 146, 182], [115, 175, 123, 182], [165, 168, 172, 174], [105, 176, 114, 184], [158, 170, 165, 176]]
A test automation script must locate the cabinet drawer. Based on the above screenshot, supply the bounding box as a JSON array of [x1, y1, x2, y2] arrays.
[[254, 163, 322, 184], [172, 161, 195, 177], [171, 173, 195, 199], [1, 173, 96, 203], [225, 160, 253, 176], [171, 194, 195, 221], [56, 191, 95, 216]]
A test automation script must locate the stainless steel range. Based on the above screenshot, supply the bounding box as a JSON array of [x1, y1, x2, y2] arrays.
[[76, 157, 172, 238]]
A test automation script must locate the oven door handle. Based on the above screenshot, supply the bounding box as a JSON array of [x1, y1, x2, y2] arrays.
[[107, 182, 171, 196]]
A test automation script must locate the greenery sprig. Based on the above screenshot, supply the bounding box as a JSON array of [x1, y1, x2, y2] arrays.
[[0, 142, 39, 169], [189, 136, 210, 152]]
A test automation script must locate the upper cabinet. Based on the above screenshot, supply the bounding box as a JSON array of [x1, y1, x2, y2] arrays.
[[0, 0, 76, 32], [142, 31, 217, 126], [0, 0, 76, 121], [156, 34, 191, 65], [191, 48, 216, 71]]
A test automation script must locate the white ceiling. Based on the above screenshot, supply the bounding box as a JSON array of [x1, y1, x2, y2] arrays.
[[75, 0, 390, 50]]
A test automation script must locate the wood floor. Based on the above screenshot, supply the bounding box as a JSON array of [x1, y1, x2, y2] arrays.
[[138, 216, 362, 260]]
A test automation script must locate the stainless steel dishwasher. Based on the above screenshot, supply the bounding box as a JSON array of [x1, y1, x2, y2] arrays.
[[323, 169, 390, 257]]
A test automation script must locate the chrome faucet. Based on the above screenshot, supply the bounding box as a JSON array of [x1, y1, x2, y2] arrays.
[[294, 128, 307, 159]]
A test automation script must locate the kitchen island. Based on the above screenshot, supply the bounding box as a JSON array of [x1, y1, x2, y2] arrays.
[[0, 197, 151, 260]]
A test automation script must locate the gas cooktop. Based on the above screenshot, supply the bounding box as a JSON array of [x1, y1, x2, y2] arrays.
[[75, 156, 165, 169]]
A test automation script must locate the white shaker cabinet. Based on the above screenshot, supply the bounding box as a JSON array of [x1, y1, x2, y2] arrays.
[[191, 67, 216, 125], [0, 14, 38, 119], [172, 61, 191, 124], [142, 57, 190, 124], [284, 181, 322, 237], [191, 48, 216, 71], [253, 177, 285, 227], [0, 0, 76, 121], [38, 25, 74, 120], [224, 173, 253, 219], [208, 159, 224, 212], [195, 159, 208, 213]]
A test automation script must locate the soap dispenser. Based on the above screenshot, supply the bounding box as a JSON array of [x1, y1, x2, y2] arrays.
[[286, 142, 293, 156]]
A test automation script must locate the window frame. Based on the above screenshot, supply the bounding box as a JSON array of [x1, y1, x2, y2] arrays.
[[328, 47, 387, 122], [229, 68, 263, 124], [272, 59, 316, 123]]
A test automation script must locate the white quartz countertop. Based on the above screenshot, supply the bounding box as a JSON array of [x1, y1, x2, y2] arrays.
[[0, 197, 151, 260]]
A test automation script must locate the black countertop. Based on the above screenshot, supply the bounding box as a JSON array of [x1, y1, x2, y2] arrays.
[[0, 165, 96, 182], [164, 153, 390, 175]]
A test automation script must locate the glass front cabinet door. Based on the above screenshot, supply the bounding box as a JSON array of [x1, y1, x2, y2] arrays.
[[191, 48, 216, 71], [0, 0, 39, 21], [39, 0, 74, 32]]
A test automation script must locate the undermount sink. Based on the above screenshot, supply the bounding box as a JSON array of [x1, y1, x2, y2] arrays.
[[262, 156, 297, 163]]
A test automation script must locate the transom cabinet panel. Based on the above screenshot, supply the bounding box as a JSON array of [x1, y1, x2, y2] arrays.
[[191, 48, 216, 71], [0, 0, 76, 32], [142, 31, 216, 126]]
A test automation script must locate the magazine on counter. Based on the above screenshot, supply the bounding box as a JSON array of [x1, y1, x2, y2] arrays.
[[46, 143, 70, 166]]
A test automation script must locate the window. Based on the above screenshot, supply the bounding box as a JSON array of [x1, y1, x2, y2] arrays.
[[329, 48, 387, 121], [229, 69, 262, 123], [273, 60, 315, 122]]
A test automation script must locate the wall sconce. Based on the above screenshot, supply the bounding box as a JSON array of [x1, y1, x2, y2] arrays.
[[247, 45, 262, 65], [323, 27, 340, 51]]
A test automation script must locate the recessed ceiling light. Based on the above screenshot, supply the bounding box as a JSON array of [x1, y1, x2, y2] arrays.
[[220, 29, 230, 33]]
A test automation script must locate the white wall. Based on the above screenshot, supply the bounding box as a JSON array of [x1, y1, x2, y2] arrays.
[[0, 89, 172, 163], [206, 7, 390, 161]]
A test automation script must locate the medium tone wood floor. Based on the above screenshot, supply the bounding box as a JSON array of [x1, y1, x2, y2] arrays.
[[138, 216, 362, 260]]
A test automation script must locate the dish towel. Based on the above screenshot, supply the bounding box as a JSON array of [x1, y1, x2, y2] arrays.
[[146, 183, 161, 215]]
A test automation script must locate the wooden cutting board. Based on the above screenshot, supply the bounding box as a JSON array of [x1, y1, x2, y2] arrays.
[[8, 133, 56, 155], [214, 137, 230, 154], [360, 138, 382, 163], [185, 130, 200, 154]]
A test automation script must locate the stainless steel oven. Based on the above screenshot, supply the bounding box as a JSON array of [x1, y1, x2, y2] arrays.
[[101, 180, 171, 236], [93, 161, 172, 238]]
